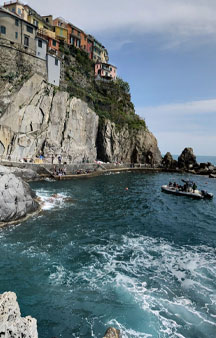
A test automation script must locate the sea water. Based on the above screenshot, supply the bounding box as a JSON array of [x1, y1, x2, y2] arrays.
[[0, 171, 216, 338]]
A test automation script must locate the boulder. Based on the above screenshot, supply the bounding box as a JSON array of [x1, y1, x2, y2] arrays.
[[0, 291, 38, 338], [162, 152, 177, 169], [103, 327, 121, 338], [0, 173, 39, 223], [178, 148, 197, 170]]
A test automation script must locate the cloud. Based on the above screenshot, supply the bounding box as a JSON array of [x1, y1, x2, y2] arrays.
[[155, 131, 216, 156], [25, 0, 216, 42], [136, 98, 216, 155], [138, 99, 216, 116]]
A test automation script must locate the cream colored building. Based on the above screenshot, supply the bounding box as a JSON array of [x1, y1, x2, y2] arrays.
[[0, 7, 37, 53]]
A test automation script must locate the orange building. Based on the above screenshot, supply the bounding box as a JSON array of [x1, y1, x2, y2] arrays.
[[80, 31, 92, 59], [67, 23, 81, 48]]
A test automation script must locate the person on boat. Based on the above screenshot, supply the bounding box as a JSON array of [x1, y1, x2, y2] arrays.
[[169, 182, 172, 187], [192, 183, 197, 192]]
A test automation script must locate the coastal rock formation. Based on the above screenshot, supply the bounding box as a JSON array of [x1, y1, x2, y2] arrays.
[[97, 119, 161, 164], [0, 74, 161, 165], [0, 173, 39, 224], [0, 165, 39, 181], [0, 292, 38, 338], [103, 327, 120, 338], [162, 152, 177, 169], [178, 147, 197, 169]]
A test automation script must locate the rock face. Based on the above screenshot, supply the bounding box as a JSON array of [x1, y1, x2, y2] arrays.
[[0, 74, 99, 163], [0, 173, 39, 223], [0, 73, 162, 165], [178, 147, 197, 169], [97, 119, 162, 164], [0, 291, 38, 338]]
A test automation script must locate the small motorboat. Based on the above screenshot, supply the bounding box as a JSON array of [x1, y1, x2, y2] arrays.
[[161, 182, 213, 200]]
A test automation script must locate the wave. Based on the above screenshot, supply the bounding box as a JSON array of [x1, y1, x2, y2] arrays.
[[48, 234, 216, 337], [35, 189, 75, 211]]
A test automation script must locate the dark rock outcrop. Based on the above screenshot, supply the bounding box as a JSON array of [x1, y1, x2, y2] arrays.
[[162, 152, 177, 169], [178, 147, 197, 169], [0, 291, 38, 337], [0, 173, 39, 224]]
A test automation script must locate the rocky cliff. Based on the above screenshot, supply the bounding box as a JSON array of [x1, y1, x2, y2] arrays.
[[0, 43, 162, 164], [0, 74, 99, 163], [97, 119, 161, 164]]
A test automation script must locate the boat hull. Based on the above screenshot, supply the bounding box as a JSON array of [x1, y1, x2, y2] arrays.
[[161, 185, 204, 199]]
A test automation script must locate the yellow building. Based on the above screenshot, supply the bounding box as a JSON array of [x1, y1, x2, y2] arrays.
[[101, 48, 109, 63], [24, 5, 53, 30], [53, 18, 68, 42]]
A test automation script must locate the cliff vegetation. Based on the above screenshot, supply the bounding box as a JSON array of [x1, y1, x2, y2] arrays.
[[61, 43, 146, 130]]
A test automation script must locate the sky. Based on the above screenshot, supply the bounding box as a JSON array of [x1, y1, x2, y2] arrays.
[[2, 0, 216, 155]]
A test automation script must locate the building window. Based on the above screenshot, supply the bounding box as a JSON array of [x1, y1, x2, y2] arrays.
[[33, 20, 38, 27], [12, 7, 15, 12], [77, 39, 80, 47], [18, 8, 21, 15], [0, 26, 6, 34], [53, 40, 57, 47], [15, 32, 18, 39], [55, 59, 58, 66], [24, 35, 29, 46], [46, 18, 49, 23], [15, 19, 19, 26], [38, 39, 42, 48], [26, 25, 33, 34]]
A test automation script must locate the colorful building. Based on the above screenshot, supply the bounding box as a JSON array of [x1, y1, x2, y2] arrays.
[[93, 38, 109, 63], [67, 22, 81, 48], [80, 33, 93, 60], [95, 63, 117, 80], [24, 5, 51, 29], [0, 7, 37, 53], [53, 17, 68, 42]]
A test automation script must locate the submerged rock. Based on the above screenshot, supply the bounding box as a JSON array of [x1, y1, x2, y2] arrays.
[[0, 173, 39, 224], [0, 291, 38, 338]]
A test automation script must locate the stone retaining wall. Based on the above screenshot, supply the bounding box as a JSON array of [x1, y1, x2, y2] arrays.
[[0, 37, 47, 80]]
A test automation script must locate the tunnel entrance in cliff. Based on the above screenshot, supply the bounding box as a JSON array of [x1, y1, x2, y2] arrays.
[[131, 148, 138, 164]]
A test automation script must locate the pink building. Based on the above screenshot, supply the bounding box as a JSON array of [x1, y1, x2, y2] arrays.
[[95, 63, 117, 80]]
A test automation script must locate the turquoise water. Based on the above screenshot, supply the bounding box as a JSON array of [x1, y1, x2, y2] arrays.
[[0, 172, 216, 338]]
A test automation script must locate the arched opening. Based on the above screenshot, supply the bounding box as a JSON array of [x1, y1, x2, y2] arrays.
[[131, 148, 138, 164]]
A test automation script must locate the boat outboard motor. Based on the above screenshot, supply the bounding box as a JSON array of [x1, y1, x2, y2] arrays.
[[201, 190, 214, 199]]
